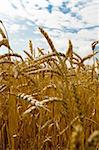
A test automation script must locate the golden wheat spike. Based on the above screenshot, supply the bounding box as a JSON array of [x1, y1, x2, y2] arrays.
[[23, 96, 64, 116], [22, 52, 65, 71], [29, 40, 33, 55], [17, 93, 38, 105], [73, 51, 83, 61], [25, 68, 61, 77], [0, 21, 14, 55], [17, 93, 51, 116], [0, 27, 6, 38], [66, 40, 73, 59], [91, 40, 99, 50], [0, 84, 7, 93], [0, 38, 10, 49], [96, 58, 99, 66], [37, 47, 44, 56], [24, 50, 34, 60], [39, 27, 57, 53]]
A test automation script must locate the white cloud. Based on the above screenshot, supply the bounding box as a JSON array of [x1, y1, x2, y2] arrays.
[[49, 0, 63, 6], [79, 2, 99, 25], [9, 24, 27, 34], [0, 0, 99, 59], [77, 28, 99, 41], [26, 0, 48, 7], [10, 24, 20, 32], [0, 0, 11, 13]]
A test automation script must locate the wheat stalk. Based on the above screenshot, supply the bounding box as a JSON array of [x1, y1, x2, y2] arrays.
[[39, 27, 57, 53]]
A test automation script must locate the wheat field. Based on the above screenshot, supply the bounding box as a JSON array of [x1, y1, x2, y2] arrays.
[[0, 22, 99, 150]]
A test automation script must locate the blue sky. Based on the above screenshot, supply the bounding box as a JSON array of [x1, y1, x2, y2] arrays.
[[0, 0, 99, 59]]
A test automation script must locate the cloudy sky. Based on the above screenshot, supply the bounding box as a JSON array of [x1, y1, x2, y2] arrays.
[[0, 0, 99, 58]]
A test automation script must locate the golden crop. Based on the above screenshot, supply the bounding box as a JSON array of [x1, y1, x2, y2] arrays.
[[0, 22, 99, 150]]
